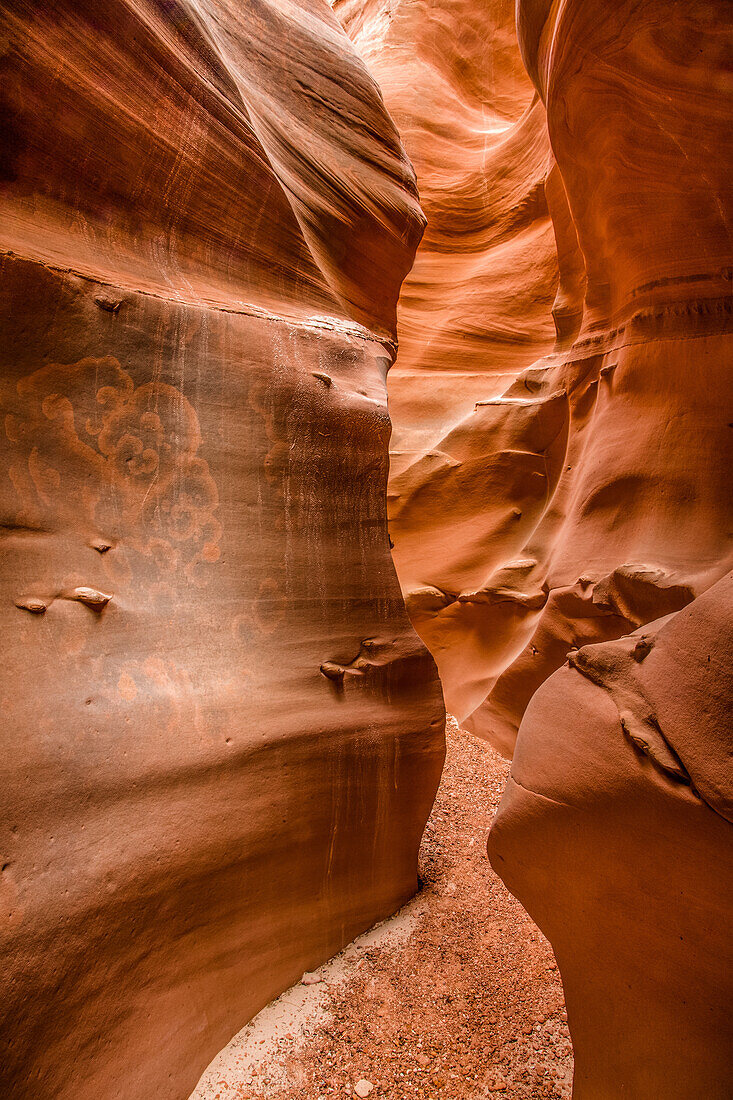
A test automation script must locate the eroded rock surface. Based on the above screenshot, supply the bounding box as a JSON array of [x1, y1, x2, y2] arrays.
[[474, 1, 731, 1093], [335, 0, 561, 736], [489, 573, 733, 1097], [470, 0, 733, 752], [337, 2, 732, 1095], [337, 0, 732, 752], [0, 3, 444, 1098]]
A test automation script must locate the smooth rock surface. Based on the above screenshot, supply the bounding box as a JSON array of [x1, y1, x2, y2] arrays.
[[335, 0, 561, 732], [338, 3, 733, 1095], [478, 11, 732, 1092], [469, 0, 733, 752], [489, 573, 733, 1097], [0, 3, 444, 1098]]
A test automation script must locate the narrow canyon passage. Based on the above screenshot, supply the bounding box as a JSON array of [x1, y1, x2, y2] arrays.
[[1, 1, 730, 1098], [191, 720, 571, 1100]]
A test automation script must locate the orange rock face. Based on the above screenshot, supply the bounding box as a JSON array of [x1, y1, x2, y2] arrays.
[[338, 0, 732, 754], [2, 0, 731, 1096], [337, 1, 732, 1094], [489, 573, 733, 1096], [0, 3, 444, 1098], [485, 2, 733, 1092], [336, 0, 561, 737]]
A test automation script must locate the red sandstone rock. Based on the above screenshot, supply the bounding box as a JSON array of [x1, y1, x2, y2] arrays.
[[3, 0, 731, 1095], [338, 0, 732, 754], [489, 573, 733, 1097], [339, 3, 732, 1094], [0, 3, 444, 1098], [468, 0, 733, 752], [335, 1, 561, 731]]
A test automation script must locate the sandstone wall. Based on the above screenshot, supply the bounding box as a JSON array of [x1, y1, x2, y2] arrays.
[[337, 2, 732, 1094], [487, 3, 732, 1094], [337, 0, 732, 753], [335, 0, 562, 737], [0, 3, 445, 1097]]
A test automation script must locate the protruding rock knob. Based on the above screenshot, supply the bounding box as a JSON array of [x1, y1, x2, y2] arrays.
[[71, 587, 112, 610], [632, 637, 653, 662], [94, 294, 122, 313], [15, 597, 47, 614], [320, 662, 345, 682]]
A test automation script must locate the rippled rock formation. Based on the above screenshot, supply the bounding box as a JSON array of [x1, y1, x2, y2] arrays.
[[469, 0, 733, 753], [485, 2, 732, 1091], [338, 1, 732, 1094], [338, 0, 732, 754], [0, 3, 444, 1097], [335, 0, 561, 733], [3, 0, 731, 1095]]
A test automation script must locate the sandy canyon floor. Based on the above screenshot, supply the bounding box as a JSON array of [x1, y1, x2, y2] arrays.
[[191, 720, 572, 1100]]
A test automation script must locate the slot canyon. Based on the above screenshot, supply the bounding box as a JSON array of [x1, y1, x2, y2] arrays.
[[0, 1, 730, 1098]]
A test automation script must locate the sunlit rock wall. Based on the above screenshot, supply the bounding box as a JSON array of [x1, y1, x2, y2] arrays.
[[0, 3, 445, 1098], [334, 0, 562, 733]]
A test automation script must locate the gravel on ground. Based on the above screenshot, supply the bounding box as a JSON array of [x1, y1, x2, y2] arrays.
[[190, 718, 573, 1100]]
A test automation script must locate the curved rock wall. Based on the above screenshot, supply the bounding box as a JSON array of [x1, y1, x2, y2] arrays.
[[473, 0, 733, 752], [489, 572, 733, 1096], [337, 0, 733, 753], [338, 1, 732, 1094], [0, 3, 444, 1098], [334, 0, 562, 736], [3, 0, 731, 1095], [486, 3, 733, 1094]]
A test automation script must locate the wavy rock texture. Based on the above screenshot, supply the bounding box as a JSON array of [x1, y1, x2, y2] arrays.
[[337, 0, 732, 754], [468, 0, 733, 754], [337, 1, 732, 1094], [334, 0, 562, 735], [486, 0, 732, 1093], [0, 3, 444, 1098]]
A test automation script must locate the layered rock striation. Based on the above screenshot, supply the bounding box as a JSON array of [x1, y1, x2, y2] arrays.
[[486, 3, 733, 1093], [335, 0, 562, 736], [2, 1, 731, 1096], [0, 3, 444, 1098]]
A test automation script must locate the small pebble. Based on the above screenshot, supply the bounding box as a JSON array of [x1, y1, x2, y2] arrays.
[[302, 972, 325, 986]]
